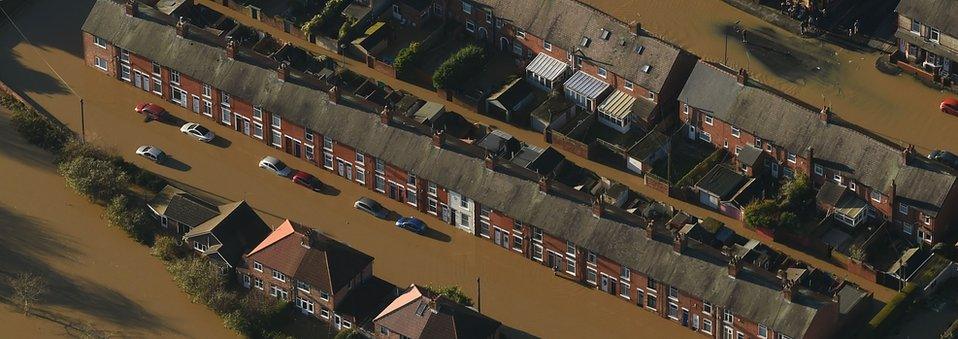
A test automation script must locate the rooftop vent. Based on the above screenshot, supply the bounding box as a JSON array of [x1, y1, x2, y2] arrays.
[[580, 36, 591, 47], [641, 65, 651, 73], [600, 29, 611, 40], [634, 45, 645, 54]]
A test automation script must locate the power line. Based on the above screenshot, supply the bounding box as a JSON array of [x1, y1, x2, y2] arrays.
[[0, 3, 77, 96]]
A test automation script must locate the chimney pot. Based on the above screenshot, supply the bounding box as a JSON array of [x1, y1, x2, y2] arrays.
[[819, 106, 831, 123], [380, 106, 392, 125], [629, 20, 641, 35], [226, 38, 237, 60], [591, 198, 603, 218], [328, 86, 341, 104], [432, 130, 444, 148], [736, 68, 748, 85], [901, 145, 915, 166], [176, 18, 189, 37], [727, 256, 741, 278], [124, 0, 137, 16], [645, 220, 655, 239], [782, 280, 796, 302], [277, 61, 289, 82], [484, 153, 496, 170], [672, 231, 686, 254], [538, 176, 549, 194]]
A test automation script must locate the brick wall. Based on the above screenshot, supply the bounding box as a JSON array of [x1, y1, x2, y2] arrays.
[[83, 32, 118, 79]]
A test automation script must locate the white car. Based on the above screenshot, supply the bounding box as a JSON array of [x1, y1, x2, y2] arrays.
[[135, 145, 166, 163], [258, 156, 292, 177], [180, 122, 215, 142]]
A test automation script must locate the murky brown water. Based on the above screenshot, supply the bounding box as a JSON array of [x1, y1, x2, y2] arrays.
[[590, 0, 958, 153]]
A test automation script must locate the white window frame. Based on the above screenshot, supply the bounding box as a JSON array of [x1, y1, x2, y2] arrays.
[[871, 190, 882, 203], [924, 215, 932, 225], [704, 114, 714, 125], [731, 126, 740, 138], [899, 203, 909, 214], [203, 84, 211, 98], [516, 30, 525, 39], [850, 181, 857, 191], [254, 278, 263, 290], [930, 28, 940, 43], [94, 35, 108, 48], [297, 280, 310, 293], [624, 80, 634, 91], [703, 301, 712, 315], [702, 319, 713, 335], [465, 20, 476, 33], [272, 270, 286, 282], [253, 122, 264, 139], [723, 309, 734, 323], [271, 115, 282, 129], [94, 56, 108, 71], [170, 70, 180, 85], [462, 1, 472, 14], [356, 167, 366, 184], [253, 261, 263, 271], [833, 174, 843, 185], [320, 290, 330, 301], [597, 67, 607, 78], [787, 152, 796, 163], [814, 164, 823, 176], [271, 129, 282, 147], [758, 324, 768, 338], [543, 41, 552, 51], [667, 302, 679, 320]]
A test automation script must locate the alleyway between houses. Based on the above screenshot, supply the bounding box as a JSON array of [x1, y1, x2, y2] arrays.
[[0, 1, 701, 337], [195, 0, 899, 302]]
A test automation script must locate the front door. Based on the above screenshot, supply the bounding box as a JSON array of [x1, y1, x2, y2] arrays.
[[691, 313, 699, 330], [344, 163, 353, 180], [192, 95, 200, 113], [547, 251, 559, 270], [681, 309, 689, 327], [134, 71, 142, 89], [389, 184, 398, 200], [441, 204, 451, 224], [338, 160, 346, 177], [333, 314, 342, 330], [688, 125, 696, 139], [494, 228, 508, 248], [243, 119, 251, 135], [601, 275, 610, 292]]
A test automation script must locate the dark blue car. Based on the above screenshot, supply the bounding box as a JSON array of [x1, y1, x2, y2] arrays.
[[396, 217, 427, 234]]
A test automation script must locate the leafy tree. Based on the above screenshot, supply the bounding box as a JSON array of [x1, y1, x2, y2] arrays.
[[151, 235, 181, 261], [9, 105, 72, 153], [338, 17, 357, 39], [394, 41, 421, 77], [779, 173, 814, 214], [425, 285, 473, 306], [8, 272, 47, 315], [432, 45, 486, 89], [105, 194, 155, 245], [743, 199, 778, 229], [166, 257, 229, 306], [779, 212, 799, 231], [301, 0, 347, 35], [58, 156, 130, 202]]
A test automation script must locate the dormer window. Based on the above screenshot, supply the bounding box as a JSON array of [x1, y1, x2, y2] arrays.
[[597, 67, 607, 78], [580, 36, 591, 47], [543, 41, 552, 51], [930, 28, 940, 43], [600, 29, 611, 40]]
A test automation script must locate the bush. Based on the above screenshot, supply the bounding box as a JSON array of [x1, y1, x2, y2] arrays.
[[301, 0, 347, 35], [338, 16, 357, 39], [105, 193, 156, 245], [394, 42, 421, 77], [57, 139, 116, 164], [58, 156, 130, 203], [743, 199, 778, 229], [778, 173, 813, 213], [151, 235, 181, 261], [166, 257, 229, 306], [432, 45, 486, 89], [779, 211, 799, 230], [9, 103, 72, 153], [335, 328, 366, 339], [424, 285, 473, 306]]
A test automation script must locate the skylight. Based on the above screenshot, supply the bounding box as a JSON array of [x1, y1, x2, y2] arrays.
[[600, 29, 611, 40], [580, 36, 591, 47]]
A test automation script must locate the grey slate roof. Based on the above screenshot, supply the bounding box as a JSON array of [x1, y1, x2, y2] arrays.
[[696, 165, 747, 200], [184, 201, 271, 267], [679, 61, 956, 216], [471, 0, 682, 92], [164, 191, 219, 227], [897, 0, 958, 38], [738, 146, 764, 168], [82, 3, 829, 337]]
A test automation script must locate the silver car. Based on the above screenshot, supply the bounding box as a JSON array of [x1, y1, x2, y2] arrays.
[[180, 122, 215, 142], [135, 145, 166, 163], [354, 197, 388, 219], [258, 156, 292, 177]]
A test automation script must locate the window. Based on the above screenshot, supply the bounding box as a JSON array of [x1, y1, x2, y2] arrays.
[[565, 256, 576, 274], [120, 64, 131, 81], [814, 164, 823, 176], [512, 42, 523, 56], [428, 183, 437, 196], [151, 61, 161, 75], [203, 100, 213, 117], [375, 175, 385, 193], [407, 174, 417, 186], [119, 49, 130, 63], [636, 289, 644, 306], [380, 326, 390, 335], [543, 41, 552, 51], [587, 251, 597, 264], [269, 286, 288, 300], [320, 308, 330, 319], [597, 67, 607, 78], [619, 282, 630, 299], [930, 28, 940, 42], [465, 20, 476, 32], [532, 244, 543, 261], [586, 268, 597, 284], [460, 212, 470, 226], [724, 140, 729, 149], [899, 203, 909, 214], [516, 30, 525, 39], [699, 131, 711, 142], [903, 222, 914, 235], [460, 197, 469, 209], [320, 290, 330, 301], [253, 122, 263, 139], [703, 301, 712, 314], [620, 267, 630, 280], [513, 220, 522, 231], [375, 159, 384, 173], [566, 241, 576, 256], [356, 151, 365, 164], [919, 228, 933, 243], [910, 19, 921, 34], [305, 144, 314, 161], [250, 106, 262, 121], [170, 70, 180, 84], [93, 35, 108, 48], [271, 130, 282, 147], [272, 270, 286, 282], [833, 173, 842, 185], [221, 107, 232, 125], [646, 294, 657, 310], [297, 281, 310, 293], [759, 324, 768, 338], [647, 277, 656, 291], [737, 332, 745, 339], [704, 114, 713, 125], [152, 78, 162, 95], [924, 215, 932, 225], [668, 303, 679, 319], [731, 126, 740, 138], [356, 167, 366, 184], [221, 92, 231, 105], [342, 321, 352, 329], [406, 189, 417, 206], [787, 152, 796, 163], [735, 146, 742, 156], [849, 182, 857, 191], [703, 319, 713, 334], [624, 81, 634, 90], [253, 261, 263, 271], [297, 297, 314, 314], [533, 227, 542, 241], [684, 104, 690, 115], [254, 278, 263, 290], [427, 198, 438, 214], [668, 286, 678, 300], [723, 309, 733, 323], [94, 56, 108, 70], [271, 115, 281, 129], [485, 12, 492, 23], [203, 84, 211, 98], [766, 143, 773, 152], [462, 1, 472, 13]]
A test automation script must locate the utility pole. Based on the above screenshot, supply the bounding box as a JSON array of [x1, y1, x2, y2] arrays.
[[476, 276, 481, 313], [79, 98, 85, 142], [724, 20, 740, 65]]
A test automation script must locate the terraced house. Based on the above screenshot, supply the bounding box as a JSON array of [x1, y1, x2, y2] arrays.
[[678, 60, 958, 244], [452, 0, 697, 133], [82, 1, 841, 337], [894, 0, 958, 87]]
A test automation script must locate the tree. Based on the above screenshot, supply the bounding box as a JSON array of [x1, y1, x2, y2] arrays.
[[58, 156, 130, 202], [743, 199, 778, 229], [8, 104, 72, 153], [338, 17, 357, 39], [166, 257, 229, 306], [394, 42, 421, 77], [425, 285, 473, 306], [151, 235, 180, 261], [105, 194, 155, 245], [432, 45, 486, 89], [779, 173, 814, 214], [335, 328, 367, 339], [779, 211, 799, 231], [8, 272, 48, 315]]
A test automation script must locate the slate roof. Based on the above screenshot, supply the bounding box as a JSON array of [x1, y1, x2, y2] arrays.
[[471, 0, 682, 91], [183, 201, 271, 267], [336, 276, 398, 327], [679, 61, 956, 216], [487, 78, 533, 111], [696, 165, 748, 200], [627, 130, 667, 160], [148, 185, 219, 227], [511, 145, 565, 175], [374, 285, 501, 339], [476, 129, 520, 157], [897, 0, 958, 38], [247, 220, 373, 293], [738, 146, 764, 168], [83, 4, 831, 337]]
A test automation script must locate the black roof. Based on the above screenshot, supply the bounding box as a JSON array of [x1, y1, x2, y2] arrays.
[[336, 276, 398, 327], [738, 146, 764, 168], [511, 145, 565, 175], [696, 165, 747, 200]]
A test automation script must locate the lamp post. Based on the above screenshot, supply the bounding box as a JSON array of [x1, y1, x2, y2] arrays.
[[80, 98, 85, 142], [724, 20, 741, 65]]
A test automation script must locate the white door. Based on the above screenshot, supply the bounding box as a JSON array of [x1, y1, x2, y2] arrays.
[[192, 95, 200, 113], [688, 125, 696, 139], [334, 315, 342, 329]]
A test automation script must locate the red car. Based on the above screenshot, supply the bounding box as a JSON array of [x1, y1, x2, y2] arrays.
[[942, 98, 958, 117], [134, 102, 169, 121], [292, 171, 324, 192]]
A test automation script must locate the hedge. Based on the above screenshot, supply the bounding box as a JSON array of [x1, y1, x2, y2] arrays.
[[675, 148, 725, 187], [394, 41, 421, 78], [859, 283, 917, 338], [301, 0, 348, 35], [106, 193, 156, 245], [57, 156, 131, 203], [432, 44, 486, 90], [4, 93, 72, 153]]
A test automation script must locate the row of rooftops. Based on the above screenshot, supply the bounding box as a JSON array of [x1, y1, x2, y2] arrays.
[[82, 1, 893, 337]]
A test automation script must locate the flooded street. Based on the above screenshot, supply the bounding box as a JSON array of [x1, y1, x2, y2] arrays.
[[591, 0, 958, 152], [0, 1, 700, 337], [0, 109, 237, 338]]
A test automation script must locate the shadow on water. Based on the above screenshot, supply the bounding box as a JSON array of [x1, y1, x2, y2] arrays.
[[420, 225, 452, 243], [0, 203, 178, 335], [208, 135, 231, 149], [319, 184, 341, 196], [160, 156, 191, 172], [716, 23, 839, 86]]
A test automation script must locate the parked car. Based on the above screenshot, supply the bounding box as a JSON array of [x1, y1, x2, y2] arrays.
[[942, 98, 958, 117], [135, 145, 166, 163], [354, 197, 388, 219], [291, 171, 324, 191], [180, 122, 215, 142], [258, 156, 292, 177], [929, 150, 958, 169], [134, 102, 168, 122], [396, 217, 427, 234]]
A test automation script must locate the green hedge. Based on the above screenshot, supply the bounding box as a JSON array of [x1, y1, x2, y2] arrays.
[[675, 148, 725, 187], [3, 93, 72, 153], [57, 156, 131, 203], [301, 0, 347, 35], [432, 45, 486, 90], [106, 193, 156, 245], [860, 283, 917, 338], [394, 41, 421, 78]]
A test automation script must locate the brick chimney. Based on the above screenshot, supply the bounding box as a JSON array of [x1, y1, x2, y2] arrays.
[[901, 145, 915, 166], [645, 220, 655, 239], [176, 18, 189, 37], [484, 153, 496, 170], [806, 147, 815, 175], [727, 256, 741, 278], [538, 176, 549, 194], [225, 37, 237, 60], [782, 279, 796, 302], [736, 68, 748, 85], [277, 61, 289, 82], [591, 198, 603, 218], [819, 106, 831, 123], [328, 86, 341, 104], [672, 230, 686, 254], [124, 0, 137, 17], [629, 20, 641, 36], [432, 130, 444, 148], [379, 106, 392, 125]]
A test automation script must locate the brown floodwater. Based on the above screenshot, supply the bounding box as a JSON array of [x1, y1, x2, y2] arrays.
[[589, 0, 958, 153]]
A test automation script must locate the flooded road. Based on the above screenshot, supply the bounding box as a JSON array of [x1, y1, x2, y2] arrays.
[[590, 0, 958, 153], [0, 1, 700, 337], [0, 109, 237, 338]]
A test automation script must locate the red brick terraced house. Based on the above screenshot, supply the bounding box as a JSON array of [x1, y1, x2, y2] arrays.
[[451, 0, 697, 134], [83, 2, 841, 337], [373, 284, 501, 339], [240, 219, 394, 331], [894, 0, 958, 87], [678, 60, 958, 244]]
